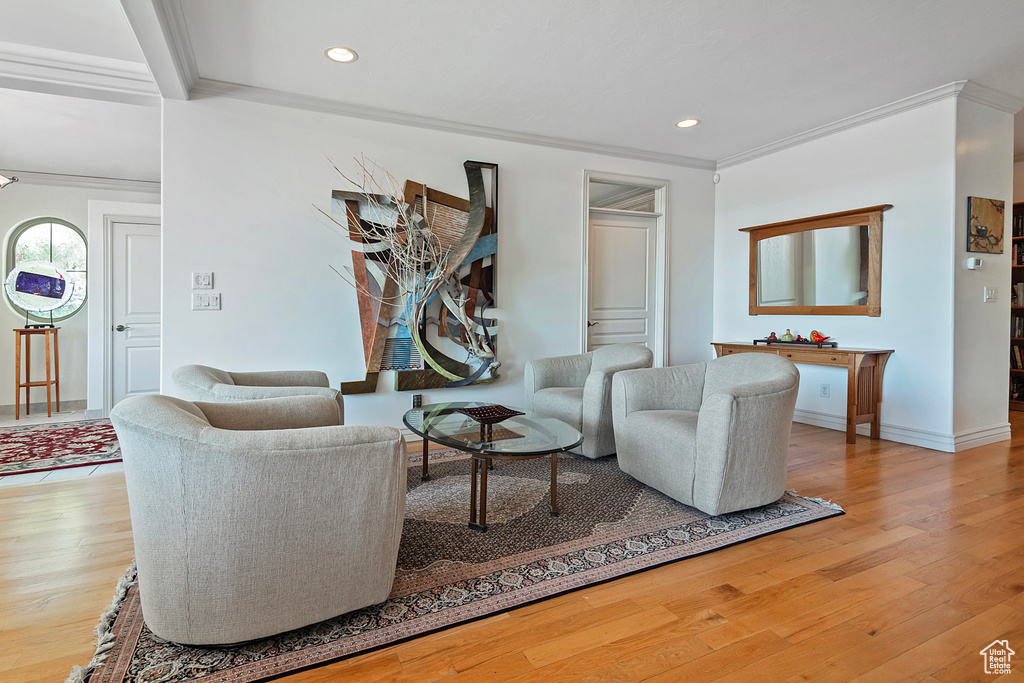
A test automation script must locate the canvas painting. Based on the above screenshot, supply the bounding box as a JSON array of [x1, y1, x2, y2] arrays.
[[967, 196, 1005, 254]]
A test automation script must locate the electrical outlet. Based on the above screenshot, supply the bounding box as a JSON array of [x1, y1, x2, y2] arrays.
[[192, 272, 213, 289], [412, 394, 423, 408], [820, 383, 830, 399]]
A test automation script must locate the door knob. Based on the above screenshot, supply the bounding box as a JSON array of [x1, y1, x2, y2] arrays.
[[115, 324, 129, 332]]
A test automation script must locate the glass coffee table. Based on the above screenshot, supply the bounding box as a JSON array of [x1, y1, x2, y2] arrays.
[[403, 401, 583, 531]]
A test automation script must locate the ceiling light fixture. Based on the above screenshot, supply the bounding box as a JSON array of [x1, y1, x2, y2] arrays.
[[325, 47, 358, 63], [0, 174, 18, 190], [676, 119, 700, 128]]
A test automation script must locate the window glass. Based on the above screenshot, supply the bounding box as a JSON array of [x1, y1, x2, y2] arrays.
[[6, 219, 87, 320]]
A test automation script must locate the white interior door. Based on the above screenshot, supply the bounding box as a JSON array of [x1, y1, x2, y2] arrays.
[[587, 212, 657, 351], [111, 222, 161, 406]]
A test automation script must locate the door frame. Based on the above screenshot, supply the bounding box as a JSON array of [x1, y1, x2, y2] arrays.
[[580, 170, 668, 367], [86, 201, 160, 417]]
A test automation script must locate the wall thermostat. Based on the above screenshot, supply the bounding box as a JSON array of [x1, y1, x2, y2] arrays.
[[965, 257, 983, 270]]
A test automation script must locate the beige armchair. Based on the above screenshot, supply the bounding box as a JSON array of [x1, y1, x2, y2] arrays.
[[109, 393, 406, 645], [524, 344, 653, 458], [611, 353, 799, 515], [172, 364, 344, 421]]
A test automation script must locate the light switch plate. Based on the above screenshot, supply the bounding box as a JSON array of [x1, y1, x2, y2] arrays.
[[192, 292, 222, 310], [983, 286, 997, 303], [192, 272, 213, 289]]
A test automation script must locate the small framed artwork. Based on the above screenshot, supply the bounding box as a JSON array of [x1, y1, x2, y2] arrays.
[[967, 196, 1005, 253]]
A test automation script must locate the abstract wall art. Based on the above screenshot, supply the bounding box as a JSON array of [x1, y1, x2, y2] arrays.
[[325, 160, 499, 393]]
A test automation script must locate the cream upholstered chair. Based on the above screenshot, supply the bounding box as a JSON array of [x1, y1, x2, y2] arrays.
[[109, 393, 405, 645], [524, 344, 653, 458], [611, 353, 799, 516], [172, 364, 344, 421]]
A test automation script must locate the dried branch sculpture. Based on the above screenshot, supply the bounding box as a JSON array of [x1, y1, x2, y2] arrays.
[[323, 158, 499, 393]]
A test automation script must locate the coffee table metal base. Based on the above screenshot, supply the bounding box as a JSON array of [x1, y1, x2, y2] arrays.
[[468, 452, 558, 532]]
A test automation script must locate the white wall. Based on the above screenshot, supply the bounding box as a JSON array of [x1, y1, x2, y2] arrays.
[[951, 99, 1014, 445], [162, 97, 716, 430], [1014, 160, 1024, 202], [714, 98, 960, 449], [0, 182, 159, 409]]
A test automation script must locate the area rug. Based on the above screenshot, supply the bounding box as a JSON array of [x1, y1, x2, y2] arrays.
[[73, 449, 843, 683], [0, 419, 120, 477]]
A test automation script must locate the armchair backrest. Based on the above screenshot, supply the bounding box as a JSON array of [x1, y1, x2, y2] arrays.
[[702, 353, 799, 402], [592, 344, 654, 374]]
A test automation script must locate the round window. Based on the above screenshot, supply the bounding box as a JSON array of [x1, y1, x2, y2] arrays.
[[5, 218, 87, 321]]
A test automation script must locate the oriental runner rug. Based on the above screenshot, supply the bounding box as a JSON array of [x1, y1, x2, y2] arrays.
[[0, 419, 120, 477], [72, 449, 843, 683]]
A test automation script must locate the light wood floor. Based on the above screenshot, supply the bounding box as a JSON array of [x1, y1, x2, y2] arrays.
[[3, 418, 1023, 683]]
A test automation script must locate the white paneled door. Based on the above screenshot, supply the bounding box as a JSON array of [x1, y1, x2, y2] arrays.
[[586, 212, 657, 351], [111, 222, 161, 406]]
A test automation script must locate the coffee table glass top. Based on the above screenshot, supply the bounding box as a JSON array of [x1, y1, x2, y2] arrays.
[[403, 401, 582, 457]]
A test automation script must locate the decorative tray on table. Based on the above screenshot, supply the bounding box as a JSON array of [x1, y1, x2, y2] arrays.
[[752, 338, 838, 348], [456, 405, 525, 425]]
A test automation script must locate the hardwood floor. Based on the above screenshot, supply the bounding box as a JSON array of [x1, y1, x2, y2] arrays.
[[2, 418, 1023, 682]]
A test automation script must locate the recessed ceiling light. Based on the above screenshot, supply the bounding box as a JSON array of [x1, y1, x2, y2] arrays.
[[676, 119, 700, 129], [325, 47, 358, 63]]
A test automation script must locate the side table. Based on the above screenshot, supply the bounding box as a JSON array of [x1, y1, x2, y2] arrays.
[[14, 327, 61, 419]]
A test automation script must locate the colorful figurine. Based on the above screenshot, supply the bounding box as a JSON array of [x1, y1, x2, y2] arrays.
[[779, 329, 794, 342], [767, 331, 778, 341], [810, 330, 831, 343]]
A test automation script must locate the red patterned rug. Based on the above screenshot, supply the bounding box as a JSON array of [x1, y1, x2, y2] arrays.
[[73, 450, 843, 683], [0, 419, 120, 477]]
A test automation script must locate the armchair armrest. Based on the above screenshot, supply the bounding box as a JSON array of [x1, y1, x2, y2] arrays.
[[524, 353, 592, 410], [230, 370, 330, 388], [195, 395, 343, 431]]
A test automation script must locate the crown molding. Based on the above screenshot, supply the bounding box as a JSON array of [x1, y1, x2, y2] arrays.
[[119, 0, 197, 100], [958, 81, 1024, 114], [717, 81, 1024, 170], [717, 82, 968, 169], [0, 41, 158, 106], [189, 78, 717, 171], [1, 170, 160, 193]]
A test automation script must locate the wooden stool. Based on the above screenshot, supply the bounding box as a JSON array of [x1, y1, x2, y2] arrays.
[[14, 327, 61, 419]]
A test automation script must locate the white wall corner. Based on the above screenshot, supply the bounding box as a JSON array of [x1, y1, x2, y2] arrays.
[[957, 81, 1024, 115], [119, 0, 197, 100]]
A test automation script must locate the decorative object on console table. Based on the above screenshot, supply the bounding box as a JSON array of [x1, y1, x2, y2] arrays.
[[324, 159, 500, 394], [1009, 201, 1024, 412], [712, 342, 893, 444]]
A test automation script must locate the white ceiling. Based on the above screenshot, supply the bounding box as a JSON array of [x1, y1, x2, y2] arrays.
[[1, 0, 1023, 183], [0, 88, 160, 181], [0, 0, 144, 63], [176, 0, 1024, 162]]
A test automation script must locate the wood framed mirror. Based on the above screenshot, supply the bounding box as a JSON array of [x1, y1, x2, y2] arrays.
[[741, 205, 891, 317]]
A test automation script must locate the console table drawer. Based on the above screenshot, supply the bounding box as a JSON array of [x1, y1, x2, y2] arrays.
[[778, 349, 845, 365]]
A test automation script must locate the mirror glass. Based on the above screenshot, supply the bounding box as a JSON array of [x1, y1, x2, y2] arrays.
[[589, 181, 656, 212], [756, 225, 869, 307]]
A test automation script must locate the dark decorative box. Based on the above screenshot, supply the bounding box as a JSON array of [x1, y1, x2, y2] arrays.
[[752, 338, 838, 349]]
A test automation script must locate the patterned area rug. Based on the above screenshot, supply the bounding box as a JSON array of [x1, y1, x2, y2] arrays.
[[76, 449, 843, 683], [0, 419, 120, 476]]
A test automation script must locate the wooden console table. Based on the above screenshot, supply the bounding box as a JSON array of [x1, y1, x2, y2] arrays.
[[712, 342, 893, 444], [14, 327, 61, 419]]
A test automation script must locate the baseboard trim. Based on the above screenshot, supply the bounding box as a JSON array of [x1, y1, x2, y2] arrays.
[[792, 409, 1011, 453], [0, 399, 87, 417]]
